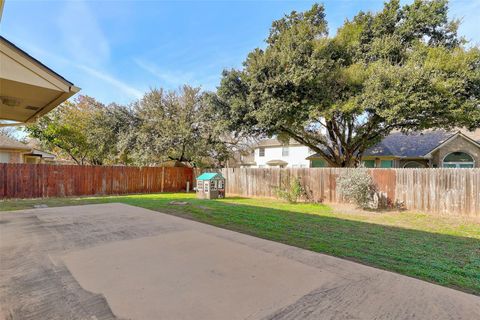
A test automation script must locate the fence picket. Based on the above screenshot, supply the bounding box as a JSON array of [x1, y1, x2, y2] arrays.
[[1, 165, 478, 216], [209, 168, 478, 216], [0, 164, 194, 199]]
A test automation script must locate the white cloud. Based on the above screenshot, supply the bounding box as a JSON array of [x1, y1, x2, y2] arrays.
[[134, 58, 220, 90], [77, 65, 143, 99], [134, 58, 196, 88], [2, 38, 142, 101], [57, 0, 110, 65]]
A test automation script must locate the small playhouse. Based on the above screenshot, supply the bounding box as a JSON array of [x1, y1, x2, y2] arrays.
[[196, 172, 226, 199]]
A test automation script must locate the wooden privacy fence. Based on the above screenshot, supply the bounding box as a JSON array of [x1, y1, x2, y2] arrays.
[[211, 168, 479, 216], [2, 164, 479, 216], [0, 164, 194, 199], [395, 169, 480, 216]]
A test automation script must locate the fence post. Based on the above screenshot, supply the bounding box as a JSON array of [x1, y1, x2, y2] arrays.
[[161, 167, 165, 193]]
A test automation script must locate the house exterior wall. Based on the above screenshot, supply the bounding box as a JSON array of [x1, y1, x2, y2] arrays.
[[23, 155, 42, 164], [398, 159, 430, 168], [430, 135, 480, 168], [249, 133, 480, 169], [0, 150, 25, 163], [361, 157, 400, 168], [254, 145, 312, 168], [10, 151, 23, 163]]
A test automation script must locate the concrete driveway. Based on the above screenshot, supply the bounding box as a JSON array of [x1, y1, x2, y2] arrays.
[[0, 203, 479, 320]]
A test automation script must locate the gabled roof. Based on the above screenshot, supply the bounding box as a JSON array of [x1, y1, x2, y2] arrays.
[[363, 130, 454, 158], [305, 144, 332, 160], [196, 172, 224, 180], [306, 153, 326, 160], [30, 149, 56, 159], [305, 129, 480, 160], [424, 131, 480, 157], [0, 134, 31, 150], [0, 135, 57, 159]]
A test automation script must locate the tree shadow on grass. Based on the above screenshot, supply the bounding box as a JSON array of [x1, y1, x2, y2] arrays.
[[150, 196, 480, 296], [1, 193, 478, 295]]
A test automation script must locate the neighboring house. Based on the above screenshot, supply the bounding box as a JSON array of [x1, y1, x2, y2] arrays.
[[0, 26, 79, 162], [0, 135, 56, 164], [361, 130, 479, 168], [308, 130, 480, 168], [241, 129, 480, 169], [251, 138, 313, 168], [226, 149, 256, 168]]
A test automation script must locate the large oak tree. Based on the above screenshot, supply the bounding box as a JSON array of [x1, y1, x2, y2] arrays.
[[128, 85, 231, 167], [213, 0, 480, 167]]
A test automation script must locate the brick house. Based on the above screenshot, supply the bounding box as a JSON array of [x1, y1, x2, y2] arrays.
[[0, 135, 56, 164], [307, 130, 480, 168]]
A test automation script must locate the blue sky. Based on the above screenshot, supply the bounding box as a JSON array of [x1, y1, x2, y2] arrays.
[[2, 0, 479, 106]]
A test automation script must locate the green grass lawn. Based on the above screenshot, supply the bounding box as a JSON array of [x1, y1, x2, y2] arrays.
[[2, 193, 479, 295]]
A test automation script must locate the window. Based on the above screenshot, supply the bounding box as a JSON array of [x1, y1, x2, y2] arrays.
[[403, 161, 425, 168], [218, 180, 224, 189], [196, 180, 203, 190], [204, 181, 209, 192], [443, 152, 474, 168], [282, 146, 289, 157], [443, 164, 457, 168], [0, 152, 10, 163], [259, 148, 265, 157], [210, 180, 217, 190], [362, 160, 375, 168], [380, 160, 393, 168]]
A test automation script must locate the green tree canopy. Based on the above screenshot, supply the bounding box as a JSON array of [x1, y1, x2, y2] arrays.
[[25, 96, 134, 165], [213, 0, 480, 167], [127, 85, 230, 167], [25, 88, 234, 167]]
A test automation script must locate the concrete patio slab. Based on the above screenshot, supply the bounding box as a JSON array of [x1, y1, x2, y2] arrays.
[[0, 203, 479, 320], [63, 230, 331, 320]]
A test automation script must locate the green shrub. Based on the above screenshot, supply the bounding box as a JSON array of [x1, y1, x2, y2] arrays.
[[275, 178, 304, 204]]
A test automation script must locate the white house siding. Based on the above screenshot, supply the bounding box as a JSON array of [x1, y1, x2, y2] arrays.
[[254, 145, 312, 168]]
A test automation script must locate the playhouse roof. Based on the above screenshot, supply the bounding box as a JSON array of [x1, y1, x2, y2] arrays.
[[196, 172, 224, 180]]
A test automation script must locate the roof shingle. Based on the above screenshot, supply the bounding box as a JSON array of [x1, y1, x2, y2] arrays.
[[363, 130, 454, 157], [0, 135, 31, 150]]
